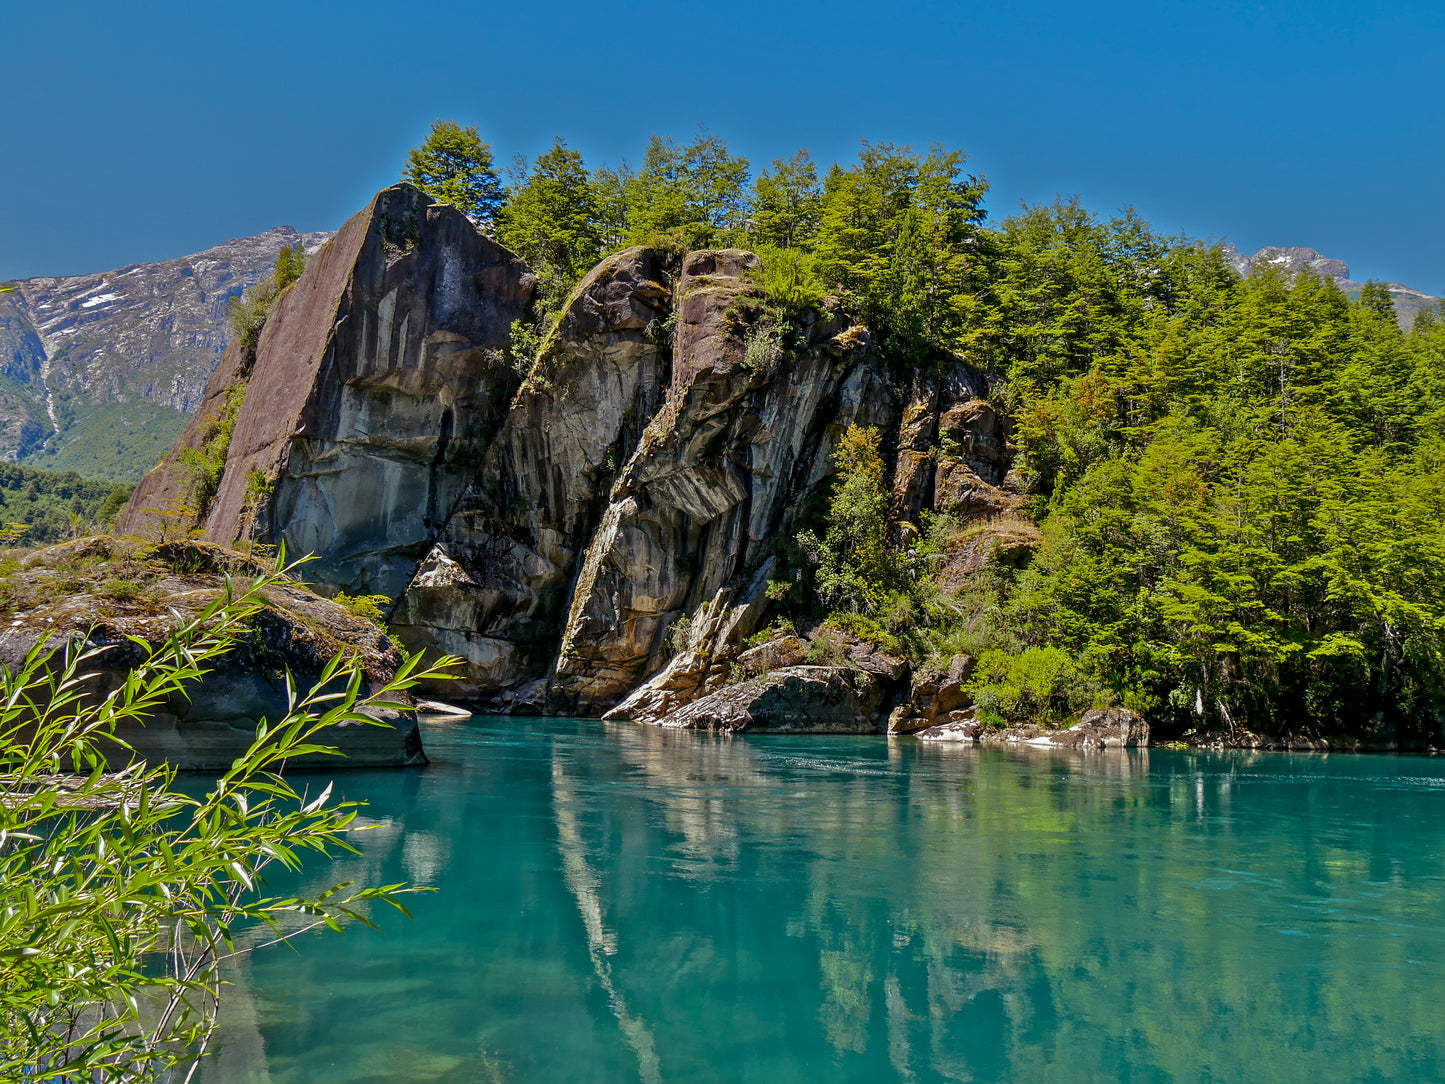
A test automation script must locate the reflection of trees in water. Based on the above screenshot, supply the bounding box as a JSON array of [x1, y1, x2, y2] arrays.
[[579, 733, 1445, 1082], [206, 725, 1445, 1083]]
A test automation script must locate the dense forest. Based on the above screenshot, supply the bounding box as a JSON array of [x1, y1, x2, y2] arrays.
[[253, 123, 1444, 741], [0, 463, 129, 546]]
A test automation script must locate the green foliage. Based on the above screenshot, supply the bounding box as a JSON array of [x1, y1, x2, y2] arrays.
[[825, 611, 903, 657], [798, 426, 905, 615], [967, 646, 1096, 727], [333, 591, 391, 625], [750, 150, 823, 250], [225, 242, 311, 372], [273, 242, 308, 290], [495, 138, 602, 314], [0, 463, 129, 545], [402, 119, 505, 225], [177, 381, 246, 524], [226, 278, 276, 363], [749, 245, 826, 314], [0, 556, 458, 1080], [745, 618, 796, 648], [624, 129, 751, 249], [813, 142, 987, 361], [21, 400, 189, 484], [969, 236, 1445, 738], [666, 613, 694, 656], [742, 319, 782, 375]]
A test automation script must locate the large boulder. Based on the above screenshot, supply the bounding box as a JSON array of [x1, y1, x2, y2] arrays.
[[657, 666, 889, 734], [120, 183, 534, 600], [889, 654, 975, 734], [0, 538, 426, 770]]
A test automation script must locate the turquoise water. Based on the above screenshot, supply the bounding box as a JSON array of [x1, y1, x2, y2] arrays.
[[204, 717, 1445, 1084]]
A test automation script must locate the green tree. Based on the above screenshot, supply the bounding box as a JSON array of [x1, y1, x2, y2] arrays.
[[402, 119, 505, 226], [495, 138, 603, 311], [273, 242, 307, 290], [625, 129, 750, 247], [750, 149, 823, 250], [814, 142, 987, 360], [0, 556, 456, 1081]]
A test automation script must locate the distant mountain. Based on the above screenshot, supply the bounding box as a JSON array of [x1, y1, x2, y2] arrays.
[[1221, 243, 1439, 329], [0, 227, 332, 482]]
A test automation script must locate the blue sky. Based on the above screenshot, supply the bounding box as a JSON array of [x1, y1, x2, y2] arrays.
[[2, 0, 1441, 289]]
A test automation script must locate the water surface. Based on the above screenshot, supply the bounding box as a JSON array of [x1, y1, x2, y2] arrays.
[[205, 717, 1445, 1083]]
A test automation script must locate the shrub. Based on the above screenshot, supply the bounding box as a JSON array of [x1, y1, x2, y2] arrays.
[[334, 591, 392, 626], [749, 246, 826, 313], [0, 556, 457, 1080], [966, 646, 1098, 727]]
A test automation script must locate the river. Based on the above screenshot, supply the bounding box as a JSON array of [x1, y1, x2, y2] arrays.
[[201, 716, 1445, 1083]]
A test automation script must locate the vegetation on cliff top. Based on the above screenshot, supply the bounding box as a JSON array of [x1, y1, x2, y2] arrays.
[[399, 124, 1444, 742]]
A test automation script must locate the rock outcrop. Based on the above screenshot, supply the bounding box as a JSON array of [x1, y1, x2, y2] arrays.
[[888, 654, 976, 734], [551, 252, 893, 716], [917, 707, 1149, 749], [0, 537, 426, 769], [389, 246, 674, 701], [120, 185, 1039, 734], [120, 184, 534, 600], [656, 665, 891, 733]]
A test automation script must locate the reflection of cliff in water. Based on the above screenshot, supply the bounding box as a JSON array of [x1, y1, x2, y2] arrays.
[[204, 720, 1445, 1084]]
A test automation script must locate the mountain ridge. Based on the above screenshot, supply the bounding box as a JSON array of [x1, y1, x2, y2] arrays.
[[0, 225, 332, 480], [1221, 242, 1437, 326]]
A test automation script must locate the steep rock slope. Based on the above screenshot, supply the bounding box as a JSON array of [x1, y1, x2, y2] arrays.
[[119, 184, 534, 599], [568, 251, 894, 717], [128, 187, 1010, 730], [0, 226, 331, 479], [390, 246, 674, 701]]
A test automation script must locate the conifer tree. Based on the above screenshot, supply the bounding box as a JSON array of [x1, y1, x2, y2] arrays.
[[402, 119, 505, 226]]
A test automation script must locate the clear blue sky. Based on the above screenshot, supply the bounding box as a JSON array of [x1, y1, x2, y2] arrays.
[[2, 0, 1441, 289]]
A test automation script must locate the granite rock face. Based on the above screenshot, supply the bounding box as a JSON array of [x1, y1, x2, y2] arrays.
[[120, 184, 534, 599], [551, 252, 894, 716], [389, 246, 673, 699], [0, 537, 426, 770], [125, 187, 1026, 732]]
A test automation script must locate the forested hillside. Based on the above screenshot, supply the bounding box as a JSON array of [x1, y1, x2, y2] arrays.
[[0, 463, 129, 545], [438, 123, 1445, 740]]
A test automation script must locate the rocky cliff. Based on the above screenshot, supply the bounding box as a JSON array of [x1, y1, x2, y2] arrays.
[[0, 226, 331, 480], [120, 186, 1023, 732]]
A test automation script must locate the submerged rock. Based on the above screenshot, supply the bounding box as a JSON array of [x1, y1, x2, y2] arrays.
[[0, 537, 426, 770]]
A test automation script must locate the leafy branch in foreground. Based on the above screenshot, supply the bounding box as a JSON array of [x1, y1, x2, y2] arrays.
[[0, 554, 458, 1082]]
